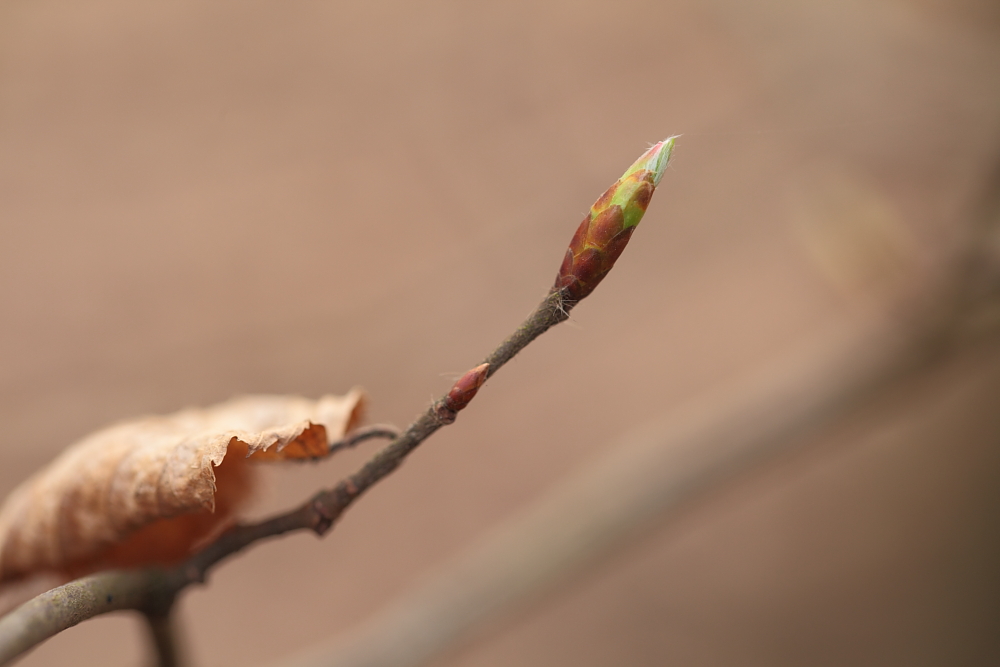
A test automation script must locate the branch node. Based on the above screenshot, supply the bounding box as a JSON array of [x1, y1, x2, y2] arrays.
[[0, 143, 685, 664], [310, 499, 338, 536], [184, 564, 204, 585], [433, 402, 458, 425]]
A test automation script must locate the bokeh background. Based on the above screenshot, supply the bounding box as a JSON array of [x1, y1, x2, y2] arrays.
[[2, 1, 999, 665]]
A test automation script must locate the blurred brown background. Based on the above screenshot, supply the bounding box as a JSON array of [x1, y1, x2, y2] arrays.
[[2, 1, 999, 665]]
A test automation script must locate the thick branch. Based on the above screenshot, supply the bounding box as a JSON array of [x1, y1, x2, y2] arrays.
[[0, 570, 174, 665], [267, 162, 1000, 667]]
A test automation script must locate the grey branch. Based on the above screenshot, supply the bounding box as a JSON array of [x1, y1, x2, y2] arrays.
[[0, 288, 577, 666], [326, 424, 402, 456], [269, 168, 1000, 667], [0, 570, 174, 665], [1, 158, 997, 667], [140, 607, 183, 667]]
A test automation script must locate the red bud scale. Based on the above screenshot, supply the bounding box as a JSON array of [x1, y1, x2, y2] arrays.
[[554, 138, 675, 302]]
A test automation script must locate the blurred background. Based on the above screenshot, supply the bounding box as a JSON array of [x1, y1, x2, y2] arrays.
[[1, 1, 999, 665]]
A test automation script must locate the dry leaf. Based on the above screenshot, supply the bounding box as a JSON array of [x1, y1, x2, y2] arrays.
[[0, 390, 365, 584]]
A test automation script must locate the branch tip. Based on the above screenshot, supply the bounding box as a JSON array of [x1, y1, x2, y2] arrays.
[[0, 140, 679, 666], [553, 138, 675, 302]]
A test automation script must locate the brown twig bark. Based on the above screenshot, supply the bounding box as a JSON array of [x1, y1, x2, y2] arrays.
[[6, 141, 995, 666], [0, 136, 668, 664], [0, 570, 174, 665], [265, 149, 1000, 667], [481, 290, 571, 378], [326, 424, 401, 456], [140, 607, 182, 667], [0, 288, 577, 666]]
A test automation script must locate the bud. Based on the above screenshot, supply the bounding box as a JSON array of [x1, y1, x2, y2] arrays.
[[443, 363, 490, 413], [553, 138, 675, 302]]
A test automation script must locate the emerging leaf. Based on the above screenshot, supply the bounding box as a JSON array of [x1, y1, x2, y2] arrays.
[[0, 390, 365, 584], [553, 138, 675, 301]]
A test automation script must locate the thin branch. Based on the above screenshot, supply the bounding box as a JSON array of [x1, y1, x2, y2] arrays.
[[327, 424, 401, 455], [0, 289, 575, 666], [141, 607, 183, 667], [271, 316, 940, 667], [186, 292, 570, 579], [292, 336, 1000, 667], [481, 290, 571, 379], [0, 138, 671, 663], [266, 157, 1000, 667]]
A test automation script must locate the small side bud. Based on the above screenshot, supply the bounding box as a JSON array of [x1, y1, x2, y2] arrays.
[[553, 137, 676, 302], [443, 363, 490, 413]]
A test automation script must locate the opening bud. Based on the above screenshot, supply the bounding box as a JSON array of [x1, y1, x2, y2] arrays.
[[553, 138, 675, 302]]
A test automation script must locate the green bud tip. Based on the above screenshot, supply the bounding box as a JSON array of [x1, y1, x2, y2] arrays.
[[553, 137, 676, 302]]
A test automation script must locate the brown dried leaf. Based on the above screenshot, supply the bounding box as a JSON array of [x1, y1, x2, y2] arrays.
[[0, 389, 365, 584]]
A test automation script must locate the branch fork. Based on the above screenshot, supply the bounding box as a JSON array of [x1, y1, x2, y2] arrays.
[[0, 139, 678, 667]]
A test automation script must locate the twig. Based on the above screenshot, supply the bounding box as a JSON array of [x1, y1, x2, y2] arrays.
[[267, 151, 1000, 667], [482, 290, 571, 378], [0, 139, 670, 664], [186, 295, 566, 578], [141, 606, 183, 667], [0, 570, 173, 665], [0, 289, 574, 666], [271, 315, 937, 667], [327, 424, 402, 455]]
